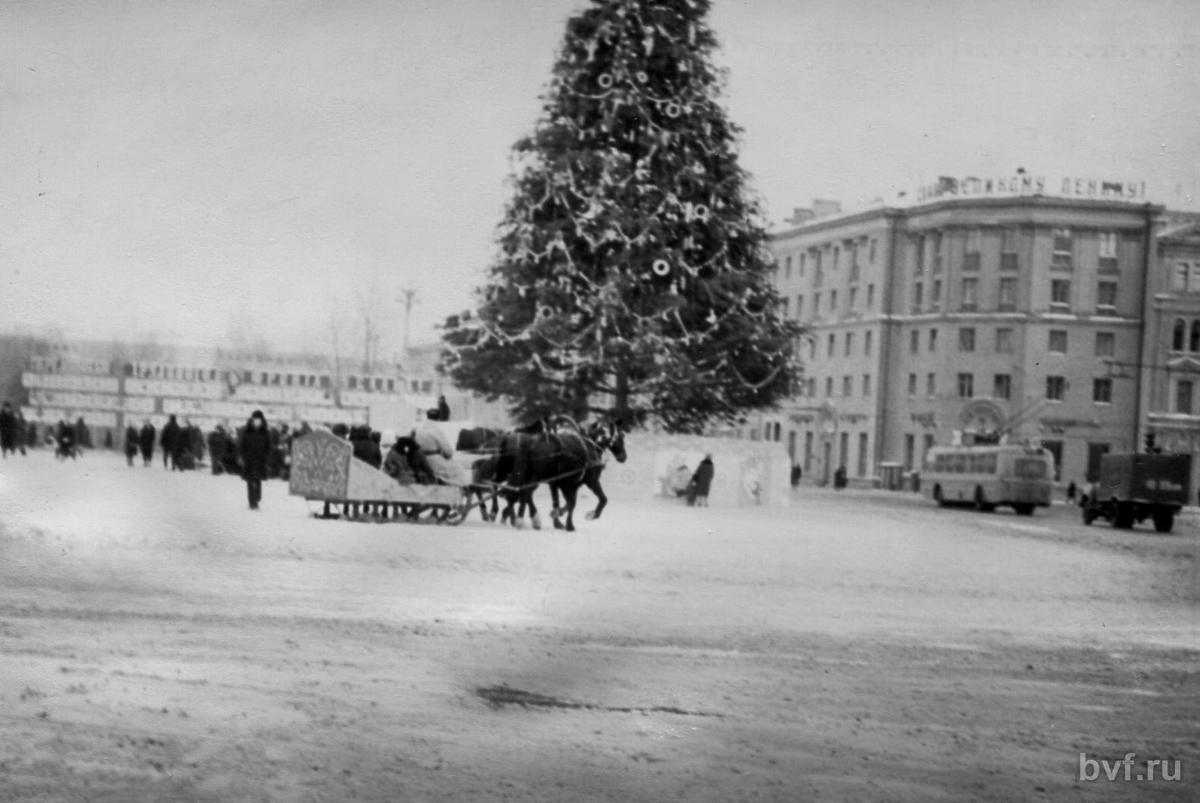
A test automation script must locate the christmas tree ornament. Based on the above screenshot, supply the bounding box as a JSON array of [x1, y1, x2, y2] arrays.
[[652, 259, 671, 277], [597, 73, 614, 89]]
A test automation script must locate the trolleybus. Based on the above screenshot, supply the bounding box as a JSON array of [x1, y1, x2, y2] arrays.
[[922, 444, 1055, 515]]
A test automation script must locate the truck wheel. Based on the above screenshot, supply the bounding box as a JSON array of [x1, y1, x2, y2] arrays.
[[1113, 504, 1135, 530], [933, 486, 947, 508], [1153, 512, 1175, 533], [1013, 503, 1034, 516]]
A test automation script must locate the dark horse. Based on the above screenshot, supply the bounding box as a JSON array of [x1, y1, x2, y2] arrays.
[[457, 423, 543, 526], [499, 416, 627, 532]]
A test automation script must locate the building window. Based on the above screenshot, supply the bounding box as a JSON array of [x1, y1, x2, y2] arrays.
[[809, 377, 817, 396], [1173, 319, 1186, 351], [1095, 331, 1115, 357], [994, 373, 1012, 400], [996, 327, 1014, 353], [799, 253, 806, 276], [1048, 330, 1068, 354], [1097, 281, 1118, 311], [913, 282, 923, 312], [849, 286, 857, 309], [348, 376, 357, 390], [828, 333, 836, 357], [863, 374, 872, 397], [1051, 279, 1071, 308], [963, 227, 981, 271], [933, 231, 944, 273], [1000, 227, 1019, 270], [865, 330, 873, 356], [796, 295, 804, 319], [830, 289, 838, 312], [1046, 375, 1066, 402], [814, 292, 821, 315], [931, 279, 942, 309], [833, 246, 840, 271], [914, 234, 925, 273], [869, 239, 877, 263], [998, 277, 1017, 310], [904, 434, 915, 471], [926, 372, 936, 396], [867, 284, 875, 308], [957, 373, 974, 398], [960, 277, 978, 310], [784, 255, 792, 279], [845, 332, 854, 356], [387, 379, 395, 392], [910, 330, 920, 354], [814, 251, 823, 286], [826, 377, 834, 397], [1176, 380, 1193, 414], [959, 327, 976, 352], [858, 433, 869, 477], [1051, 227, 1073, 269], [1093, 378, 1112, 404], [1173, 262, 1190, 292], [929, 328, 938, 352], [843, 375, 853, 397], [908, 373, 917, 396], [1098, 232, 1118, 273], [782, 297, 790, 317], [1191, 320, 1200, 353]]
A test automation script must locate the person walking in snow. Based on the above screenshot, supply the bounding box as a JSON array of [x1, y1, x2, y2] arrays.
[[238, 410, 272, 510]]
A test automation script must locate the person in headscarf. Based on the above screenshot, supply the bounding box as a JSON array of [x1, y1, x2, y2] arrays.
[[238, 410, 271, 510]]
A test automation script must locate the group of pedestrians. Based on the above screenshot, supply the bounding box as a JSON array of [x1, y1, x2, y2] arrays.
[[3, 403, 96, 460]]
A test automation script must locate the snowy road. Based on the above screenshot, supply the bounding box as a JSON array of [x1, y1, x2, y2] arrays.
[[1, 450, 1197, 801]]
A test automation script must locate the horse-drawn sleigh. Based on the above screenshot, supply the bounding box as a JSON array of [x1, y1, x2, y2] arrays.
[[288, 416, 627, 530]]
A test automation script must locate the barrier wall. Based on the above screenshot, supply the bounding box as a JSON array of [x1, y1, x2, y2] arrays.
[[601, 433, 791, 507]]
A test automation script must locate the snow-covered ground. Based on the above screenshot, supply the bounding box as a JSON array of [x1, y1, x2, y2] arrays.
[[1, 449, 1197, 801]]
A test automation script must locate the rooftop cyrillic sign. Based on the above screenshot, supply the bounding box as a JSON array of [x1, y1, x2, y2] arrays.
[[915, 174, 1146, 204]]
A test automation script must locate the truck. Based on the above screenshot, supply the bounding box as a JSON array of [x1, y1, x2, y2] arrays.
[[1081, 453, 1192, 533]]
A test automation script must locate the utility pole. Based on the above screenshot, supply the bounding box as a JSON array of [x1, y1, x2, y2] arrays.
[[399, 286, 418, 357]]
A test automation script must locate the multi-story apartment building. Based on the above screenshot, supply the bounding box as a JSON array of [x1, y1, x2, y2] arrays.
[[762, 176, 1168, 488], [1142, 212, 1200, 492]]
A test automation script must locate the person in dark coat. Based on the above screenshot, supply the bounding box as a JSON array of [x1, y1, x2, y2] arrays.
[[0, 402, 17, 458], [124, 424, 140, 466], [74, 417, 92, 450], [56, 419, 77, 460], [161, 415, 180, 470], [688, 454, 715, 507], [139, 421, 156, 466], [239, 410, 271, 510]]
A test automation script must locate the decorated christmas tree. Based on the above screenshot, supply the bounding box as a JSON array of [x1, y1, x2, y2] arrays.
[[441, 0, 803, 433]]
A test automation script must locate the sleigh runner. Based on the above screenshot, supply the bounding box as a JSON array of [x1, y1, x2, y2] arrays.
[[289, 429, 475, 525]]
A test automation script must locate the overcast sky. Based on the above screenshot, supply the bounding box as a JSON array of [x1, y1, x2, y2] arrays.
[[2, 0, 1198, 356]]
